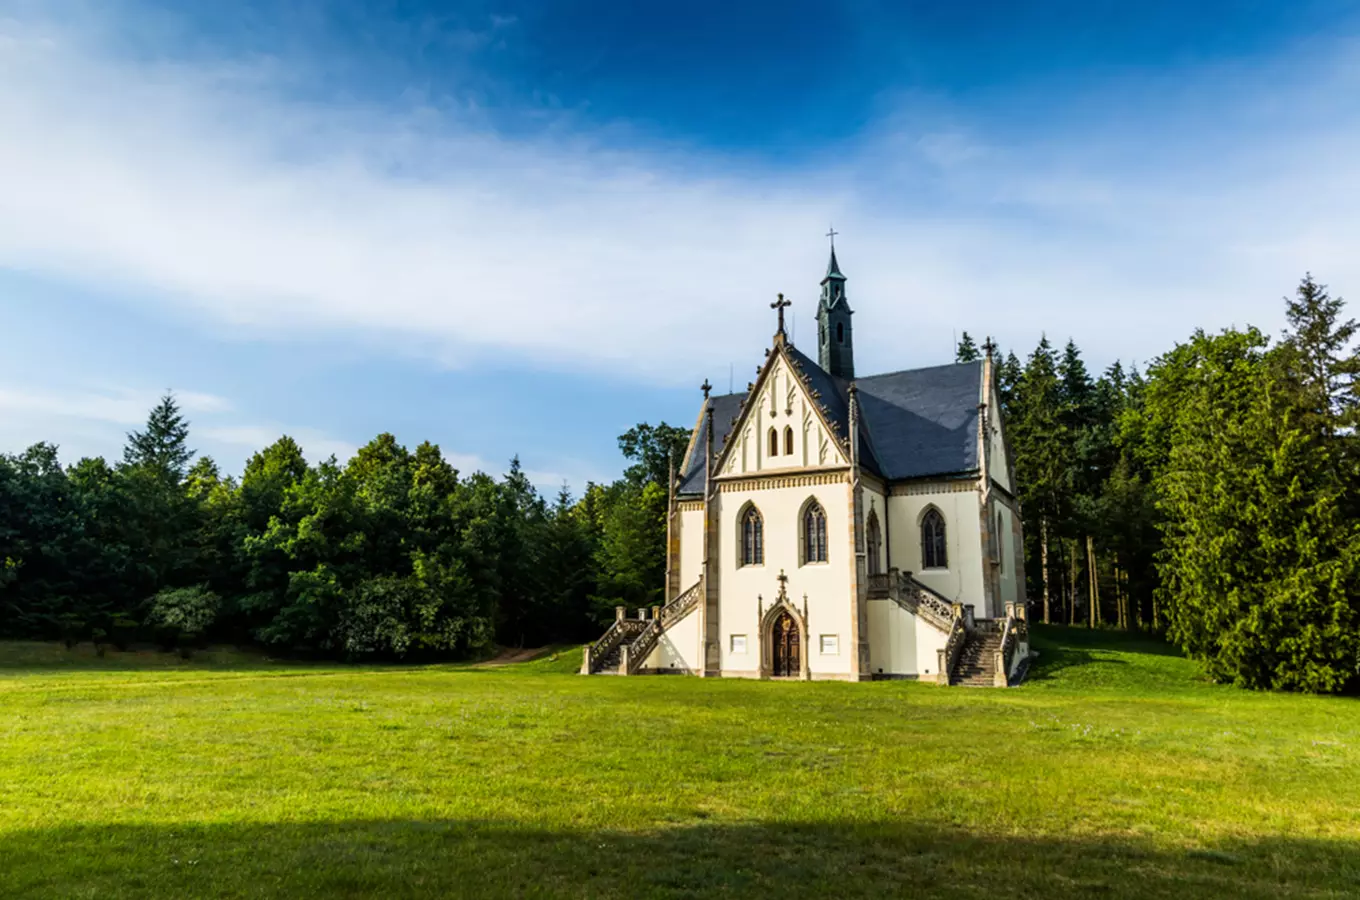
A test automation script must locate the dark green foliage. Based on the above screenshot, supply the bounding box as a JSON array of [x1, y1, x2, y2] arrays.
[[955, 332, 980, 363], [5, 274, 1356, 690], [147, 586, 220, 648], [1142, 278, 1360, 691], [0, 396, 691, 661], [123, 393, 194, 483], [616, 422, 691, 489]]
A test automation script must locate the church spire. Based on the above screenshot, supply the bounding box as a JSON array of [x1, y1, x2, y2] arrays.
[[817, 228, 855, 379]]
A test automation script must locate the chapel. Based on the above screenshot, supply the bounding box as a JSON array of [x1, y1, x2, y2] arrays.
[[583, 242, 1030, 685]]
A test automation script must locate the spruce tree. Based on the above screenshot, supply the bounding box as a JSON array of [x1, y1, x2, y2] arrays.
[[123, 394, 194, 484], [955, 332, 980, 363], [1282, 274, 1358, 427]]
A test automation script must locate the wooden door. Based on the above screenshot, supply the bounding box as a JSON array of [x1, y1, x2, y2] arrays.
[[771, 610, 800, 677]]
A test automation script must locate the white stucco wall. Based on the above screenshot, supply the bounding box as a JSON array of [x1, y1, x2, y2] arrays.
[[677, 505, 705, 591], [645, 606, 702, 673], [720, 356, 848, 477], [887, 486, 985, 610], [994, 501, 1018, 607], [866, 598, 951, 679], [714, 477, 855, 677]]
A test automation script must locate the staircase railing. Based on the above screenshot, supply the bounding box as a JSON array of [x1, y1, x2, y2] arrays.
[[624, 620, 661, 675], [661, 578, 703, 628], [582, 618, 645, 674], [937, 614, 967, 685], [887, 572, 956, 633], [582, 579, 704, 675], [993, 601, 1028, 687]]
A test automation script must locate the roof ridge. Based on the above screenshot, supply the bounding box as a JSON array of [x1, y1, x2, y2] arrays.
[[856, 359, 981, 383]]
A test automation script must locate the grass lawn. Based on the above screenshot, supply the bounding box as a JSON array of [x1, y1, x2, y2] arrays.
[[1, 627, 1358, 899]]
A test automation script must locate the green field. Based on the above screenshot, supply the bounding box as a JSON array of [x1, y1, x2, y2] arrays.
[[1, 627, 1357, 899]]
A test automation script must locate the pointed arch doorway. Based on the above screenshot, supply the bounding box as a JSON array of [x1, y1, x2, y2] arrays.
[[770, 609, 801, 677]]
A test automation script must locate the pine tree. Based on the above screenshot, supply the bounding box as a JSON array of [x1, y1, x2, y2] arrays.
[[1010, 337, 1066, 622], [123, 394, 194, 484], [955, 332, 980, 363], [1282, 274, 1359, 428], [997, 352, 1023, 414]]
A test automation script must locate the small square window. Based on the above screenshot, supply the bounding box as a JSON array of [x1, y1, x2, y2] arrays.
[[820, 634, 839, 655], [730, 634, 748, 654]]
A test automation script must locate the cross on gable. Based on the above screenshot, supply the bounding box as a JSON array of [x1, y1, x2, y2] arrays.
[[701, 378, 712, 400], [775, 568, 789, 602], [771, 293, 792, 337], [981, 337, 997, 359]]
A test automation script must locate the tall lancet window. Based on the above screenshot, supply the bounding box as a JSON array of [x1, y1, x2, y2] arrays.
[[767, 428, 779, 457], [783, 426, 794, 456], [742, 506, 764, 567], [922, 508, 947, 570], [866, 510, 882, 575], [803, 500, 828, 564]]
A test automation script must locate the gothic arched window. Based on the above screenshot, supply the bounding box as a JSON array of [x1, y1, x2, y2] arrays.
[[741, 506, 764, 567], [803, 500, 828, 564], [921, 508, 947, 570], [866, 510, 882, 575], [768, 428, 779, 457], [783, 426, 794, 456]]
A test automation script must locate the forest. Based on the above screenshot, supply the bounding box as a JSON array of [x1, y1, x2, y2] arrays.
[[1, 275, 1356, 692]]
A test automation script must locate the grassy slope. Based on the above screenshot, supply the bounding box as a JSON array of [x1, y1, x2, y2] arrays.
[[0, 628, 1357, 899]]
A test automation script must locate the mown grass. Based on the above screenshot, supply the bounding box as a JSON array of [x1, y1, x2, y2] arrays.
[[1, 627, 1357, 898]]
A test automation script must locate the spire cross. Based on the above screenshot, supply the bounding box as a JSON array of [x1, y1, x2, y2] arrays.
[[771, 293, 792, 336], [981, 337, 997, 359], [701, 378, 712, 400], [826, 225, 839, 249]]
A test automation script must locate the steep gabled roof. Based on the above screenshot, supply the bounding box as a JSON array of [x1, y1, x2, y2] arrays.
[[676, 392, 744, 497], [677, 349, 982, 497]]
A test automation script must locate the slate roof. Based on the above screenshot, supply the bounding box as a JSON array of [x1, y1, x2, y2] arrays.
[[676, 349, 982, 497], [855, 361, 981, 480], [825, 247, 846, 280], [676, 391, 745, 497]]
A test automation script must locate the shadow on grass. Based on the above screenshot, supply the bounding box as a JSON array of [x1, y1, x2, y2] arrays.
[[1023, 625, 1212, 691], [1029, 624, 1185, 658], [1, 818, 1355, 899], [0, 641, 294, 673]]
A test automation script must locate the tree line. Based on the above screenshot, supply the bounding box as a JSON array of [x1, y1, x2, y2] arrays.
[[959, 274, 1359, 692], [2, 273, 1356, 691], [0, 400, 688, 661]]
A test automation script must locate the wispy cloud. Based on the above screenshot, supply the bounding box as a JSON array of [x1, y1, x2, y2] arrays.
[[0, 5, 1357, 389], [0, 384, 230, 426]]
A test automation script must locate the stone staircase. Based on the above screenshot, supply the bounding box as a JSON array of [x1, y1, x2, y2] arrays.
[[950, 627, 1005, 687], [593, 643, 625, 674], [582, 578, 702, 675]]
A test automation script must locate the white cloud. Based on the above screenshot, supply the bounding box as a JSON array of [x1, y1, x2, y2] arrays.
[[0, 7, 1357, 390], [0, 384, 230, 426]]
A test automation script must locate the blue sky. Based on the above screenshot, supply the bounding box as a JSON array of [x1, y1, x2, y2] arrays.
[[1, 0, 1358, 489]]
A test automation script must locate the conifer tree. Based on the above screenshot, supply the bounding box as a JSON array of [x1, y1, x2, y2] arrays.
[[1010, 337, 1066, 622], [123, 394, 194, 484], [955, 332, 980, 362]]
